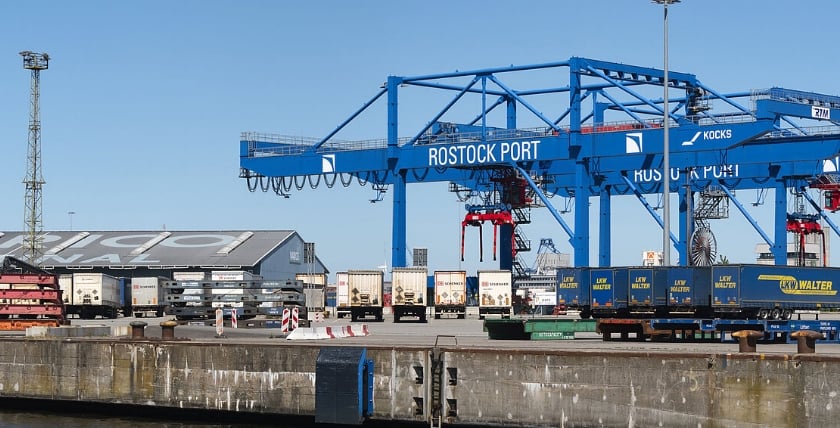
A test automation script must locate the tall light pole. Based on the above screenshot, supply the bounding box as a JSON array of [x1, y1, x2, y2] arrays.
[[20, 51, 49, 265], [68, 211, 75, 231], [653, 0, 678, 266]]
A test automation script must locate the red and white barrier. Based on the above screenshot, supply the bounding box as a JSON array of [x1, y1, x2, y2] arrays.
[[281, 308, 291, 333], [281, 307, 301, 333], [291, 307, 299, 330], [286, 324, 370, 340], [230, 308, 238, 329], [314, 312, 324, 322]]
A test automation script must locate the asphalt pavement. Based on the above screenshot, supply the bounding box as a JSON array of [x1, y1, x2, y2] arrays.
[[53, 309, 840, 356]]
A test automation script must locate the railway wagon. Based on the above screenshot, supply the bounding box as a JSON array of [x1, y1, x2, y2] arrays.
[[555, 267, 590, 317], [712, 264, 840, 319]]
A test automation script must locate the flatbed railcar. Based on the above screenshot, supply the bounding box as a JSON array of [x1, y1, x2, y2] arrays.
[[559, 264, 840, 320]]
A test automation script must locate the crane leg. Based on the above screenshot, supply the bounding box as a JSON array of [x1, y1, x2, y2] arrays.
[[460, 222, 466, 262], [823, 232, 827, 267], [492, 224, 497, 261], [479, 224, 484, 262]]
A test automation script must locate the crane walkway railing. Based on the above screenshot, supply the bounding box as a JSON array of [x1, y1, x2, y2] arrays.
[[242, 120, 840, 159], [753, 87, 840, 109]]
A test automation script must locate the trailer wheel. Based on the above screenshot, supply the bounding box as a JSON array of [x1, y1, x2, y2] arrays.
[[781, 309, 793, 320], [770, 307, 782, 320], [457, 313, 465, 320], [434, 313, 441, 319], [155, 310, 164, 317]]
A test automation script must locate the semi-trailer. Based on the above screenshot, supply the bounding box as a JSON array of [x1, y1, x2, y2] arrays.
[[67, 272, 122, 319], [434, 270, 466, 319], [335, 272, 350, 318], [391, 267, 427, 323], [128, 276, 166, 317], [477, 270, 512, 319], [348, 270, 384, 322], [711, 264, 840, 319]]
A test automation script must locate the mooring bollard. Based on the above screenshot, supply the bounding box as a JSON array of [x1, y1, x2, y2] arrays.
[[732, 329, 763, 353], [790, 330, 824, 354], [160, 320, 178, 341], [129, 321, 148, 339]]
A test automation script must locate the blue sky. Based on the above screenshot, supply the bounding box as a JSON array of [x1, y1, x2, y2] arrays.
[[2, 1, 840, 280]]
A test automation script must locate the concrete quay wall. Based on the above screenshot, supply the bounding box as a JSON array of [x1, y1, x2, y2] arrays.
[[0, 338, 836, 427]]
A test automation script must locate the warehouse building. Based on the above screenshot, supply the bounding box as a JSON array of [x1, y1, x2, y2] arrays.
[[0, 230, 327, 280]]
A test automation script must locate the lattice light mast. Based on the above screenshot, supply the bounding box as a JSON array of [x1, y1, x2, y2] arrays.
[[20, 51, 49, 264]]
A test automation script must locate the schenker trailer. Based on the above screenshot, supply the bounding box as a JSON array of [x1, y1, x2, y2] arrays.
[[478, 270, 512, 319], [128, 276, 166, 317], [434, 270, 467, 319]]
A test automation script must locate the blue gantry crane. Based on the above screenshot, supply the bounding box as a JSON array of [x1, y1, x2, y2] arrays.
[[239, 57, 840, 270]]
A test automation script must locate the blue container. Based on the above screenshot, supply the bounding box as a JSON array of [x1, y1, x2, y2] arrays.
[[556, 267, 588, 308], [628, 268, 654, 308], [118, 277, 130, 307], [326, 290, 337, 308], [653, 267, 712, 310], [712, 265, 741, 309], [590, 268, 628, 313]]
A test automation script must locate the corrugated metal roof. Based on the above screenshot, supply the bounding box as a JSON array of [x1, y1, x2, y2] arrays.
[[0, 230, 296, 269]]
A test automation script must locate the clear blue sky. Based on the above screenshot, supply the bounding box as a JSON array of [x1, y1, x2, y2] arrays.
[[2, 1, 840, 280]]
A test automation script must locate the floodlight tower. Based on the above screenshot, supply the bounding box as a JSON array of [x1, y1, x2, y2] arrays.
[[20, 51, 49, 264], [652, 0, 679, 266]]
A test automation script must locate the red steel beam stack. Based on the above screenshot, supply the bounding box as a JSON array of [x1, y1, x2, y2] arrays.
[[0, 257, 66, 330]]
